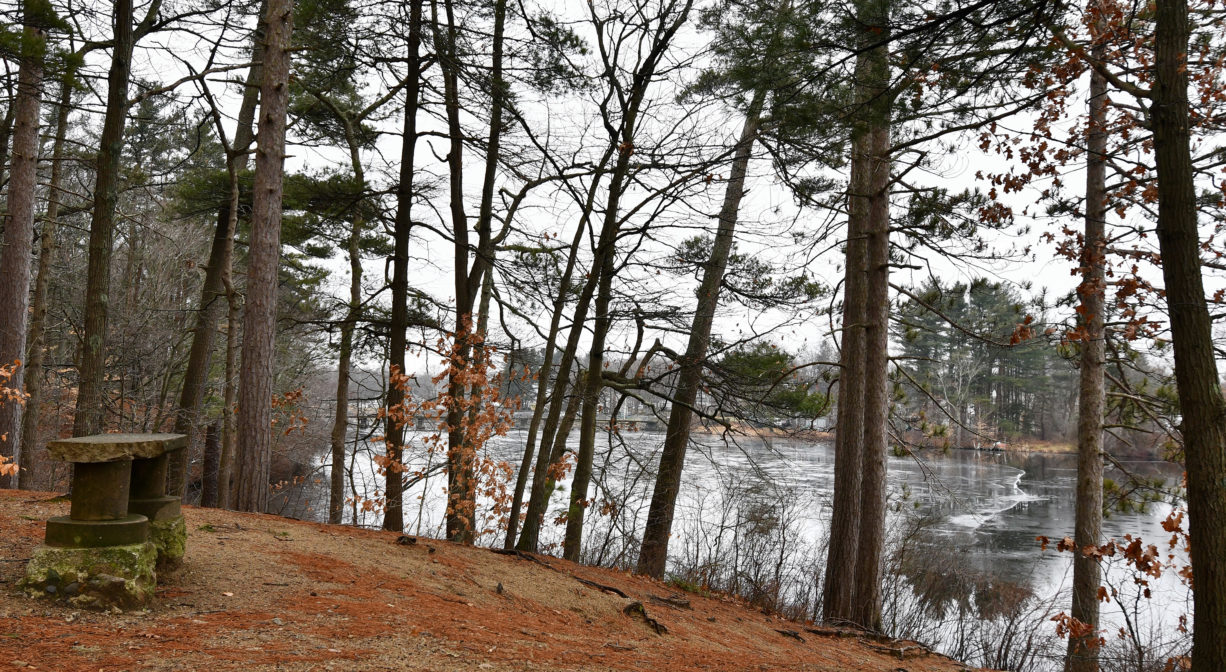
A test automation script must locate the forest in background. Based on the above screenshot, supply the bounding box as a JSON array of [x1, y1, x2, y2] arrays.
[[0, 0, 1223, 669]]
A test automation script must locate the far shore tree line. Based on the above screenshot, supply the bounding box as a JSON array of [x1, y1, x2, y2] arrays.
[[0, 0, 1223, 669]]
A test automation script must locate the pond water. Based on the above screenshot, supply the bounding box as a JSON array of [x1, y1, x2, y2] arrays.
[[307, 428, 1188, 653]]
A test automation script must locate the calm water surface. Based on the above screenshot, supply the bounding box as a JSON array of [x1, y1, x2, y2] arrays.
[[330, 430, 1187, 630]]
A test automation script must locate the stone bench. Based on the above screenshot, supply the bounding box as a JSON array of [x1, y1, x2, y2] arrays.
[[22, 433, 187, 609]]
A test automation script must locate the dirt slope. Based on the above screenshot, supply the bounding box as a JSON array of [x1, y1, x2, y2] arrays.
[[0, 490, 980, 671]]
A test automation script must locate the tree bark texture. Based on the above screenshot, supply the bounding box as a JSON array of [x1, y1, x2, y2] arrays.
[[219, 287, 240, 508], [19, 71, 70, 490], [1152, 0, 1226, 668], [1066, 34, 1108, 672], [235, 0, 293, 513], [824, 0, 892, 626], [849, 0, 892, 628], [0, 17, 45, 486], [851, 80, 891, 633], [73, 0, 135, 437], [201, 422, 221, 507], [821, 136, 868, 624]]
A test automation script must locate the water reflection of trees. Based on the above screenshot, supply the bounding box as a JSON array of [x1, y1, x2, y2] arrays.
[[884, 514, 1058, 670]]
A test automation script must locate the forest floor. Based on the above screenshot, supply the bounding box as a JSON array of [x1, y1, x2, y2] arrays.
[[0, 489, 989, 672]]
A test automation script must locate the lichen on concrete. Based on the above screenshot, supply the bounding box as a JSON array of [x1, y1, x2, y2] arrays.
[[150, 515, 186, 569], [20, 541, 157, 610]]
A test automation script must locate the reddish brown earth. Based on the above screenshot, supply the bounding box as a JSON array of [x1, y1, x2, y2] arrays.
[[0, 490, 986, 671]]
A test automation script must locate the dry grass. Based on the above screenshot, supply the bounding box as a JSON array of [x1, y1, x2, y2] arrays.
[[1005, 440, 1076, 454]]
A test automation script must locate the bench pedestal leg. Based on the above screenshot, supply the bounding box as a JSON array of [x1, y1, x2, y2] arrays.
[[25, 433, 190, 608], [23, 458, 157, 609], [130, 452, 186, 568]]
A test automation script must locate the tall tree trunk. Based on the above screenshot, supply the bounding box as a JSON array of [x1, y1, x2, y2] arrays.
[[822, 93, 870, 628], [556, 84, 667, 562], [19, 72, 71, 489], [850, 0, 891, 630], [73, 0, 135, 437], [234, 0, 293, 513], [329, 232, 359, 524], [0, 13, 45, 484], [1066, 27, 1107, 672], [168, 4, 266, 499], [518, 0, 693, 554], [201, 422, 221, 507], [328, 111, 368, 525], [850, 89, 891, 633], [561, 236, 616, 562], [446, 0, 508, 542], [433, 0, 479, 543], [505, 163, 607, 549], [382, 0, 422, 533], [219, 286, 240, 508], [637, 89, 765, 577], [1152, 0, 1226, 668], [561, 59, 664, 559], [517, 244, 607, 552]]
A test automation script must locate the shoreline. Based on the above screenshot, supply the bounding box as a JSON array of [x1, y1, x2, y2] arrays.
[[688, 421, 834, 443]]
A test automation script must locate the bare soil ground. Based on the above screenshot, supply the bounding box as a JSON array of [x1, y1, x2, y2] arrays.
[[0, 490, 986, 671]]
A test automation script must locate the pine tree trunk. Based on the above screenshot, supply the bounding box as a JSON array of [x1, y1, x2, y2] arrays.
[[822, 127, 868, 625], [168, 5, 265, 499], [434, 0, 478, 544], [1066, 32, 1108, 672], [851, 42, 891, 629], [219, 287, 240, 508], [234, 0, 293, 513], [1152, 0, 1226, 668], [73, 0, 135, 437], [201, 422, 221, 507], [382, 0, 423, 533], [329, 221, 360, 524], [18, 72, 70, 490], [329, 110, 367, 525], [0, 16, 45, 485], [637, 91, 764, 578]]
